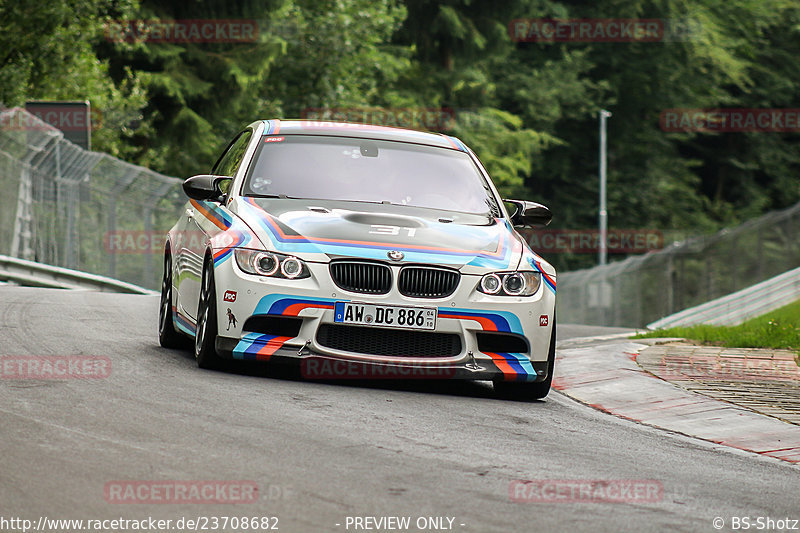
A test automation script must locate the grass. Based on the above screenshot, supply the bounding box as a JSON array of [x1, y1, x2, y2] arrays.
[[634, 299, 800, 360]]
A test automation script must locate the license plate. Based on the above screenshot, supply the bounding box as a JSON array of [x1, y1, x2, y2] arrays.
[[334, 302, 437, 330]]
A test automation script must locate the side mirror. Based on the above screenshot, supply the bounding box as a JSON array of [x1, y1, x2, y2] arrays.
[[504, 200, 552, 227], [183, 175, 231, 202]]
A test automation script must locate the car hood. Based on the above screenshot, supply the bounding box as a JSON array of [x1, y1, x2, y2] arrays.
[[231, 197, 523, 271]]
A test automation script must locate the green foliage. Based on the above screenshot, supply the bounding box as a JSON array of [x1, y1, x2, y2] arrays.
[[97, 0, 292, 176], [2, 0, 800, 268], [635, 299, 800, 356], [0, 0, 146, 157], [451, 108, 560, 197], [263, 0, 410, 114]]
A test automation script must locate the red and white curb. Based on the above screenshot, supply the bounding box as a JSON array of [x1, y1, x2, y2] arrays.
[[553, 341, 800, 464]]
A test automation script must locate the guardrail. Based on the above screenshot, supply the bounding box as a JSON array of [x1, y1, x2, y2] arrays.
[[0, 254, 157, 294], [647, 265, 800, 329]]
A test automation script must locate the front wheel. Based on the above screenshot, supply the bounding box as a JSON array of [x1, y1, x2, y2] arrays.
[[195, 258, 226, 370], [494, 320, 556, 401], [159, 252, 188, 348]]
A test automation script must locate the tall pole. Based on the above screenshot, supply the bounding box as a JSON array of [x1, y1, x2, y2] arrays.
[[599, 109, 611, 266]]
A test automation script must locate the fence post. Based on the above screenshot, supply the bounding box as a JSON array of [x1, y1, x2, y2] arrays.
[[107, 166, 142, 279], [143, 181, 176, 287], [11, 166, 34, 260]]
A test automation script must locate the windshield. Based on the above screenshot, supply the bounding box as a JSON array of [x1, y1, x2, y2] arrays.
[[242, 135, 499, 215]]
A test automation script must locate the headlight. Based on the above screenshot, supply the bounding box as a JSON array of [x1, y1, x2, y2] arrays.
[[503, 273, 525, 295], [280, 257, 303, 279], [480, 273, 502, 294], [234, 249, 310, 279], [255, 252, 279, 276], [478, 271, 540, 296]]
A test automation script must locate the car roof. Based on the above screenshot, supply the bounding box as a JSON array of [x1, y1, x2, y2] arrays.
[[256, 119, 469, 152]]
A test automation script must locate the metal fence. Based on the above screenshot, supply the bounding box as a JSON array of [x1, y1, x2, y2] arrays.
[[556, 200, 800, 328], [0, 107, 184, 290]]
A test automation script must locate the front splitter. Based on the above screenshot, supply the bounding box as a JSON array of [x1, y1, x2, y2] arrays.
[[215, 336, 548, 382]]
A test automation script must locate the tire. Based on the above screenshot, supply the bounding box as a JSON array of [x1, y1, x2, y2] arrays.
[[195, 257, 226, 370], [494, 319, 556, 401], [158, 252, 187, 348]]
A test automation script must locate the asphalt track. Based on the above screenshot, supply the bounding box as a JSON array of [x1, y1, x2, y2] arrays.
[[1, 286, 798, 533]]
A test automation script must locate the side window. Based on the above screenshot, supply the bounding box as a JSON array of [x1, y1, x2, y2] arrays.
[[212, 130, 253, 177]]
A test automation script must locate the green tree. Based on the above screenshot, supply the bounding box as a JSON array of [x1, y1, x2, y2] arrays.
[[0, 0, 147, 158]]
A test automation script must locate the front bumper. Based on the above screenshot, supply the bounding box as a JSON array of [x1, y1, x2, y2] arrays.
[[211, 257, 556, 382]]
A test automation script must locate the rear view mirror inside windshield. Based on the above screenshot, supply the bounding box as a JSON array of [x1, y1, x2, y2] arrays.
[[360, 142, 379, 157]]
